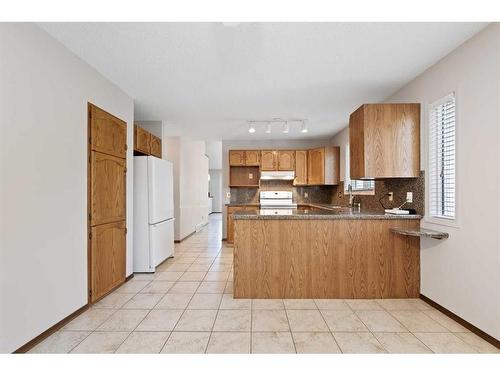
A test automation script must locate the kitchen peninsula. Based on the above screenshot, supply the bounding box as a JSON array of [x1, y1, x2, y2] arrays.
[[233, 207, 421, 299]]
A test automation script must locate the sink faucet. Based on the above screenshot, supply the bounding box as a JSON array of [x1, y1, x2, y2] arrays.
[[347, 184, 360, 209]]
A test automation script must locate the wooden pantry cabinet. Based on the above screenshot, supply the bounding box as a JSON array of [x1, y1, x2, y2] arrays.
[[349, 103, 420, 179], [307, 147, 340, 185], [134, 124, 162, 158]]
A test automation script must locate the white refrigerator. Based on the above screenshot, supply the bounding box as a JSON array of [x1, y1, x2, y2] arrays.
[[133, 156, 175, 272]]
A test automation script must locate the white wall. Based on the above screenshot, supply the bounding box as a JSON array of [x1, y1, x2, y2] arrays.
[[221, 139, 332, 238], [137, 120, 162, 138], [164, 136, 209, 241], [205, 141, 222, 169], [0, 24, 134, 352], [209, 169, 223, 212], [387, 24, 500, 339]]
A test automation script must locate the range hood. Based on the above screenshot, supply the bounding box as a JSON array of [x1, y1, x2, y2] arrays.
[[260, 171, 295, 181]]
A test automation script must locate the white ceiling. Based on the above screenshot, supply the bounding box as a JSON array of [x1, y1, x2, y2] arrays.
[[39, 22, 486, 140]]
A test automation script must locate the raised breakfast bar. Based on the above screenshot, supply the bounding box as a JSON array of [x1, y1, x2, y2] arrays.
[[233, 208, 421, 299]]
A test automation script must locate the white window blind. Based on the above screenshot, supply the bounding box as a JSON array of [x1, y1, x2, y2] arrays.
[[429, 93, 456, 220], [345, 144, 375, 192]]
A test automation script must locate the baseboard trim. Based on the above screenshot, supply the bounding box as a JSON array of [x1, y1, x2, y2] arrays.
[[13, 304, 90, 353], [420, 294, 500, 350], [174, 230, 196, 243], [125, 273, 134, 282]]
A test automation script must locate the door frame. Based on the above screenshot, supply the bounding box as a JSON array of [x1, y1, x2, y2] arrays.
[[87, 102, 128, 304]]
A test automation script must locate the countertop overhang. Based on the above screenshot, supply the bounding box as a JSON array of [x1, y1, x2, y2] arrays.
[[233, 208, 422, 220]]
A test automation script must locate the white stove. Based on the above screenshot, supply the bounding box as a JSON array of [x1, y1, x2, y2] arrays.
[[259, 191, 297, 209]]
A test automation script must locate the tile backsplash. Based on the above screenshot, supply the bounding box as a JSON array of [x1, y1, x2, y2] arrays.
[[230, 171, 425, 215]]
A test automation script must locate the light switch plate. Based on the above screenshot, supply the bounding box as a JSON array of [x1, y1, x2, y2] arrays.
[[388, 192, 393, 201], [226, 192, 231, 199], [406, 192, 413, 203], [249, 173, 253, 179], [304, 192, 308, 198]]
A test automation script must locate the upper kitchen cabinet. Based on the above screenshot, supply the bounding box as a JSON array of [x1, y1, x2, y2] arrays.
[[90, 105, 127, 159], [229, 150, 245, 166], [307, 147, 340, 185], [244, 150, 260, 166], [277, 150, 295, 170], [150, 135, 162, 158], [260, 150, 277, 170], [349, 103, 420, 179], [294, 150, 308, 185], [134, 124, 151, 155]]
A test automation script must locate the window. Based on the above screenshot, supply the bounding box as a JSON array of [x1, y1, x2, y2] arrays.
[[429, 93, 456, 220], [344, 144, 375, 194]]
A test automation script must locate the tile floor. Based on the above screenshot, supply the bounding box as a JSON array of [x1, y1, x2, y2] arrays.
[[30, 214, 499, 354]]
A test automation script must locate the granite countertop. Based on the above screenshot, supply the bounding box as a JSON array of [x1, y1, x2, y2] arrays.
[[225, 203, 260, 207], [233, 208, 422, 220]]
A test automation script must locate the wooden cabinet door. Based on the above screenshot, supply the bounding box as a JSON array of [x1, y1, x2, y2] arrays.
[[134, 125, 151, 154], [229, 150, 245, 166], [244, 150, 260, 166], [91, 152, 126, 226], [150, 135, 162, 158], [261, 150, 277, 170], [294, 150, 308, 185], [90, 105, 127, 159], [91, 221, 126, 301], [278, 150, 295, 170], [227, 207, 236, 244], [308, 148, 325, 185], [348, 105, 366, 180]]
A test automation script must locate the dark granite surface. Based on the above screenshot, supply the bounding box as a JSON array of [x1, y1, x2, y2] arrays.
[[233, 208, 422, 220]]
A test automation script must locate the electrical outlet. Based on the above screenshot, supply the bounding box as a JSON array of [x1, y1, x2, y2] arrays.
[[249, 173, 253, 179], [406, 192, 413, 203], [226, 192, 231, 199], [388, 192, 393, 201], [304, 192, 308, 198]]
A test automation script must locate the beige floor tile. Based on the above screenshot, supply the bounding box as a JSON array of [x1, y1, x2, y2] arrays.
[[345, 299, 384, 311], [314, 299, 351, 310], [283, 299, 317, 310], [204, 271, 230, 281], [132, 273, 156, 281], [293, 332, 341, 353], [334, 332, 386, 353], [414, 332, 477, 353], [219, 294, 251, 310], [252, 299, 284, 310], [213, 310, 251, 331], [135, 310, 183, 331], [62, 308, 116, 331], [168, 281, 200, 294], [170, 258, 195, 264], [188, 293, 223, 309], [179, 272, 207, 282], [71, 332, 129, 353], [224, 282, 234, 294], [423, 310, 469, 332], [252, 310, 290, 332], [409, 298, 433, 310], [287, 310, 329, 332], [116, 280, 151, 293], [115, 332, 170, 353], [188, 264, 212, 272], [252, 332, 296, 353], [454, 332, 500, 353], [197, 281, 226, 294], [161, 332, 211, 353], [377, 299, 421, 311], [193, 259, 214, 265], [390, 311, 448, 333], [165, 263, 192, 272], [175, 309, 218, 331], [154, 271, 183, 281], [140, 281, 175, 294], [96, 309, 149, 332], [29, 331, 90, 353], [155, 293, 193, 309], [122, 293, 164, 309], [374, 332, 432, 353], [356, 310, 408, 332], [93, 293, 134, 309], [209, 264, 232, 272], [206, 332, 251, 353], [321, 310, 368, 332]]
